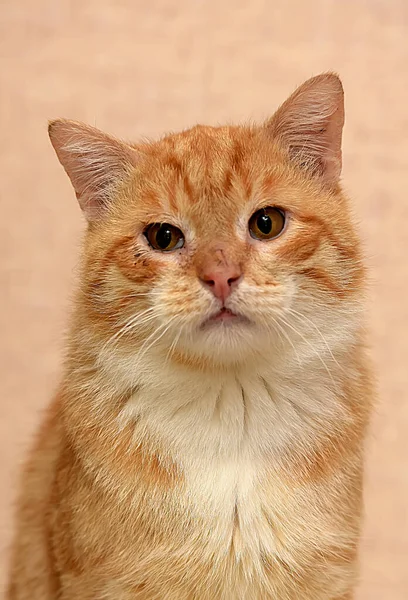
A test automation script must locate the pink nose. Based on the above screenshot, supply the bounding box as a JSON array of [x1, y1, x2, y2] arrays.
[[200, 266, 242, 302]]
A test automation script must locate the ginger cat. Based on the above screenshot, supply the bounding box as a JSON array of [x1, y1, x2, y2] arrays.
[[7, 73, 372, 599]]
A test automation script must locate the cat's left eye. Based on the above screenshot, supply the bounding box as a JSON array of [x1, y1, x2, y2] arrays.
[[248, 207, 285, 241], [144, 223, 185, 252]]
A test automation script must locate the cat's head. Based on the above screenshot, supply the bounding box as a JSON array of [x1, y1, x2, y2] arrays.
[[49, 73, 364, 370]]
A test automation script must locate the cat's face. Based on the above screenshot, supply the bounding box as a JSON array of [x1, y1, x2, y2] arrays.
[[49, 74, 364, 368]]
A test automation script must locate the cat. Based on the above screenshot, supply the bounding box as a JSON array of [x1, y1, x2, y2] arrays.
[[7, 73, 372, 599]]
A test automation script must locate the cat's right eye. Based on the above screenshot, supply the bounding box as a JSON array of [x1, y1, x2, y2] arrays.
[[144, 223, 185, 252]]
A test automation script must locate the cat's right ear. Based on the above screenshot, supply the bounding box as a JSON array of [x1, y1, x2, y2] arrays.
[[265, 73, 344, 187], [48, 119, 139, 222]]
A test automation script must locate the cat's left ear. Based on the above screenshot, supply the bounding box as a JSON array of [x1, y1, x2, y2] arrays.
[[265, 73, 345, 186], [48, 119, 140, 221]]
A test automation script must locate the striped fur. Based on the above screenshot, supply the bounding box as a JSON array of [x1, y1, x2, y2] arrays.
[[8, 74, 372, 599]]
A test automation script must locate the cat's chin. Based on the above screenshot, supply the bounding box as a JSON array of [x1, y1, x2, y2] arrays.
[[182, 311, 263, 365]]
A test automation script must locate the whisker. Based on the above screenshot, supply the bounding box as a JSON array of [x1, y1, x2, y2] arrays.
[[135, 316, 178, 364], [269, 316, 302, 366], [276, 314, 336, 386], [164, 326, 184, 365], [102, 307, 159, 352], [286, 307, 343, 371]]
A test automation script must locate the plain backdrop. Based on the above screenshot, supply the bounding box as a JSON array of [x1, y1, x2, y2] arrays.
[[1, 1, 407, 597]]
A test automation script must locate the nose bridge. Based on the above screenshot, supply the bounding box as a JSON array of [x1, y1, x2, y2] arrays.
[[197, 242, 243, 302], [197, 242, 238, 275], [210, 246, 229, 270]]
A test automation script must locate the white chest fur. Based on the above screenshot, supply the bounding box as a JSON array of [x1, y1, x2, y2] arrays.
[[115, 356, 347, 562], [119, 356, 346, 466], [86, 344, 359, 599]]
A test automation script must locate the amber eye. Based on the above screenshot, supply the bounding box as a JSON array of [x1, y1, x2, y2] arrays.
[[144, 223, 184, 252], [248, 207, 285, 240]]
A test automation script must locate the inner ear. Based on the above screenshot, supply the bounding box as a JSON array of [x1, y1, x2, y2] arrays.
[[48, 119, 140, 221], [266, 73, 345, 186]]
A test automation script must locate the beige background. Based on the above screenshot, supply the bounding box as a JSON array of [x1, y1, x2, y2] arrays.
[[1, 0, 407, 597]]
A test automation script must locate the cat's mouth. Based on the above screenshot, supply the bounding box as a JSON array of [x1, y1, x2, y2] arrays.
[[212, 307, 238, 321], [202, 307, 251, 328]]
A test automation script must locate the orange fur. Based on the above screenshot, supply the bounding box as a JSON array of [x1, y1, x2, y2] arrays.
[[8, 74, 372, 599]]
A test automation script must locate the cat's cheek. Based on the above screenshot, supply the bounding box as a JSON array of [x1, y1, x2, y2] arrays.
[[153, 275, 214, 328], [114, 248, 159, 286]]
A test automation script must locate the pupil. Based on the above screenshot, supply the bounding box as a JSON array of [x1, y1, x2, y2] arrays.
[[258, 214, 272, 234], [156, 226, 172, 248]]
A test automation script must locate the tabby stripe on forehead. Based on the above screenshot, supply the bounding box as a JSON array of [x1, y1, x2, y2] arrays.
[[165, 155, 183, 175], [230, 138, 253, 198]]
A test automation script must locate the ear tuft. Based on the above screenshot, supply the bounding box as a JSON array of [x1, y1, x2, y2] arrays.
[[266, 73, 345, 185], [48, 119, 139, 221]]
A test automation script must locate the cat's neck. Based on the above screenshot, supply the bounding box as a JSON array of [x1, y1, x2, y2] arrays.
[[64, 340, 352, 470]]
